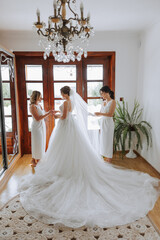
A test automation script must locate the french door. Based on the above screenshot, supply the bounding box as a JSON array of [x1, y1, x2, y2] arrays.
[[15, 52, 115, 154]]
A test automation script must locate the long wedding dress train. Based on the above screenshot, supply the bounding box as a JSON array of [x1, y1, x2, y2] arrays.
[[19, 91, 160, 228]]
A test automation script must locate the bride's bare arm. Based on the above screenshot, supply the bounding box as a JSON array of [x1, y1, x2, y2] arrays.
[[60, 101, 68, 120]]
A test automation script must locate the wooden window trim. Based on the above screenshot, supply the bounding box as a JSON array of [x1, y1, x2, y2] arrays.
[[15, 52, 115, 155]]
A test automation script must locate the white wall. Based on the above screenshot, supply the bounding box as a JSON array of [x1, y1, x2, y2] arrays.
[[0, 30, 139, 106], [137, 23, 160, 172], [89, 32, 140, 107]]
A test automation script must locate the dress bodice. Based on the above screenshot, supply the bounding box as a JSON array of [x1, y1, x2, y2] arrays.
[[31, 104, 45, 123], [59, 101, 73, 118], [32, 104, 45, 126], [59, 103, 64, 114], [100, 100, 113, 114]]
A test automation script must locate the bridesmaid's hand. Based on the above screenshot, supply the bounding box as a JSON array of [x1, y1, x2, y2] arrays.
[[95, 112, 102, 116], [54, 114, 61, 119], [50, 110, 60, 115]]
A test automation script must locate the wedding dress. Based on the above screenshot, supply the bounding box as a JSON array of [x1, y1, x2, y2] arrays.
[[19, 90, 160, 228]]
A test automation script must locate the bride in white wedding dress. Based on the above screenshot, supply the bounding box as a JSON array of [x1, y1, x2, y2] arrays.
[[19, 86, 160, 228]]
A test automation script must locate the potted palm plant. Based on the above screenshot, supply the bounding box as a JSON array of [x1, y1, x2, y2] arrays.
[[113, 100, 152, 158]]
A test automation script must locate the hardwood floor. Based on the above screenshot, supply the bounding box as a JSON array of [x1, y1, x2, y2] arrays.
[[0, 153, 160, 231]]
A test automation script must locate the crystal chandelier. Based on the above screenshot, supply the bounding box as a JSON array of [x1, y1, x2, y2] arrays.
[[34, 0, 94, 63]]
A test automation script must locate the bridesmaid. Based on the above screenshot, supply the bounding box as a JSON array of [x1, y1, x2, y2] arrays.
[[29, 91, 54, 168], [95, 86, 116, 162]]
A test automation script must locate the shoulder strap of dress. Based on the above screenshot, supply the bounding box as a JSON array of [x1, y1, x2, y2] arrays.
[[31, 104, 39, 108], [108, 100, 113, 105]]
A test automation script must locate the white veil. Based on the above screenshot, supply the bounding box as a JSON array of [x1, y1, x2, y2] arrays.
[[70, 89, 101, 154]]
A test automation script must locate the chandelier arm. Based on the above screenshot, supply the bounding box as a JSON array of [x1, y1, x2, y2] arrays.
[[68, 16, 78, 21], [79, 26, 85, 33], [37, 29, 50, 37], [70, 26, 75, 33], [67, 1, 78, 18], [85, 32, 90, 38], [74, 29, 80, 34], [57, 13, 63, 19], [68, 35, 73, 41], [50, 27, 57, 31]]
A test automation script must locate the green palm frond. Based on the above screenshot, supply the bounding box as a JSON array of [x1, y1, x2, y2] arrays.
[[134, 126, 142, 150], [113, 100, 152, 157]]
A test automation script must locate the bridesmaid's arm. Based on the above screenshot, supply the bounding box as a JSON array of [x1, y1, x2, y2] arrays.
[[30, 105, 53, 121], [54, 114, 61, 119], [95, 100, 116, 117]]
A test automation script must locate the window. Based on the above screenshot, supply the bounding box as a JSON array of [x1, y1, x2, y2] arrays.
[[25, 65, 43, 131], [53, 65, 77, 124], [16, 52, 115, 154], [86, 64, 104, 113], [1, 65, 12, 132]]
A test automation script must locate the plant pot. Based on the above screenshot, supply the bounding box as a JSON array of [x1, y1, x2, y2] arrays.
[[126, 149, 137, 158], [126, 131, 137, 158]]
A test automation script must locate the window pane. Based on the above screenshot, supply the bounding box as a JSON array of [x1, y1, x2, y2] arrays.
[[87, 99, 102, 112], [25, 65, 42, 80], [1, 65, 10, 81], [28, 117, 33, 132], [53, 65, 76, 81], [87, 99, 102, 130], [2, 82, 10, 98], [87, 82, 103, 97], [5, 117, 12, 132], [4, 100, 11, 115], [26, 83, 43, 98], [27, 100, 44, 115], [54, 82, 76, 98], [87, 65, 103, 80]]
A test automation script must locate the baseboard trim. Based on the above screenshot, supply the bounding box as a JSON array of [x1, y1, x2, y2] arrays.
[[114, 150, 160, 178]]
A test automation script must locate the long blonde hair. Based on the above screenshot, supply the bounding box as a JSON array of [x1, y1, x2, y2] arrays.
[[30, 91, 41, 105]]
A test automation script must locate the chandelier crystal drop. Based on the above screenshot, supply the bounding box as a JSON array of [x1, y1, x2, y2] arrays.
[[33, 0, 94, 62]]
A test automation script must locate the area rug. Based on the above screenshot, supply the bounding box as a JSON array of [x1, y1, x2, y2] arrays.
[[0, 195, 160, 240]]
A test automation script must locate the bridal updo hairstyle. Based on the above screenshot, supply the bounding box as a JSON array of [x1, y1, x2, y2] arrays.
[[100, 86, 114, 99], [30, 91, 41, 105], [60, 86, 71, 96]]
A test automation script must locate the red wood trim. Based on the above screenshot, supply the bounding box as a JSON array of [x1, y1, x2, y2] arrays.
[[44, 59, 52, 148], [15, 57, 25, 155], [53, 80, 77, 83], [87, 97, 101, 99], [15, 52, 116, 154], [14, 51, 115, 58]]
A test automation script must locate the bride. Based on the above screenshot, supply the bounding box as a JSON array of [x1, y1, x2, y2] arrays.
[[19, 86, 160, 228]]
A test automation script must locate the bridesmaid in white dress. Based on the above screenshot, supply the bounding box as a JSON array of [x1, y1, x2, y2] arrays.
[[95, 86, 116, 162], [29, 91, 54, 168]]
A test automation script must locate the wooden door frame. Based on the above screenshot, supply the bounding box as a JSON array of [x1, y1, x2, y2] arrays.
[[15, 52, 115, 155]]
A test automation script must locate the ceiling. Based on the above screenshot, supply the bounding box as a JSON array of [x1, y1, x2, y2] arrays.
[[0, 0, 160, 32]]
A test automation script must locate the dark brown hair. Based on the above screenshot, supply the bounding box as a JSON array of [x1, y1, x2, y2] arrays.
[[100, 86, 114, 99], [60, 86, 71, 96]]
